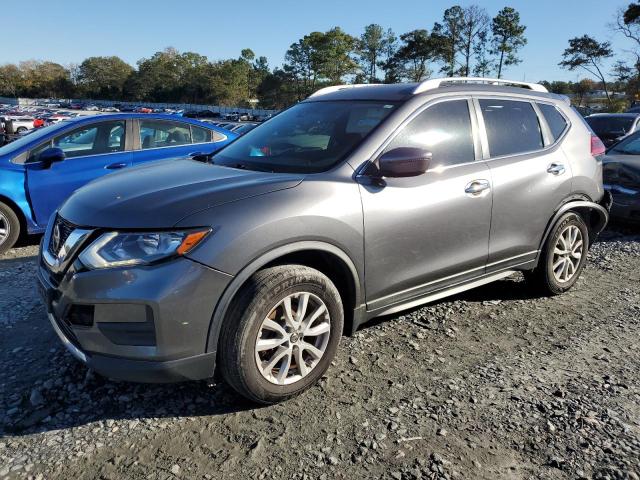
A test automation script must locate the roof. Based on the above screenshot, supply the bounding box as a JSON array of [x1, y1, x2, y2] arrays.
[[303, 77, 566, 103], [586, 113, 640, 118]]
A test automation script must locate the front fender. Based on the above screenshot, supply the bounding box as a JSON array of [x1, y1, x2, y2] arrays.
[[201, 240, 363, 354]]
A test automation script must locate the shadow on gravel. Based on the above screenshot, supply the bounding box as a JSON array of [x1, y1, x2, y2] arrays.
[[2, 354, 258, 437]]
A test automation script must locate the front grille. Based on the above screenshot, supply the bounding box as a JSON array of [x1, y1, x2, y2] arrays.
[[48, 215, 76, 257]]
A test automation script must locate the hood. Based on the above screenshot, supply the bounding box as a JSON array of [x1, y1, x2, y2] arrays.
[[59, 158, 303, 228]]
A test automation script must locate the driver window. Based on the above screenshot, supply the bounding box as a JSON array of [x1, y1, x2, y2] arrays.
[[384, 100, 475, 168], [53, 121, 126, 159]]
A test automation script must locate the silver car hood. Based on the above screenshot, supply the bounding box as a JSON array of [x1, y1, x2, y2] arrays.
[[59, 158, 303, 228]]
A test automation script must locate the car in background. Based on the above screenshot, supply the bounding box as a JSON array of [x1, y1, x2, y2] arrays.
[[100, 106, 120, 112], [135, 106, 153, 114], [603, 130, 640, 223], [585, 113, 640, 147], [0, 113, 238, 253], [84, 104, 100, 111], [7, 117, 35, 134]]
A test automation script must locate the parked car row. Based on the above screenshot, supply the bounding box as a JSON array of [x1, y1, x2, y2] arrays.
[[0, 113, 239, 253]]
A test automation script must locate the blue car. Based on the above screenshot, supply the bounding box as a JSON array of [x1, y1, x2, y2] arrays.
[[0, 113, 237, 252]]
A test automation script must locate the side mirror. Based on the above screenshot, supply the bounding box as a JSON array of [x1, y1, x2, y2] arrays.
[[39, 147, 66, 169], [378, 147, 432, 178]]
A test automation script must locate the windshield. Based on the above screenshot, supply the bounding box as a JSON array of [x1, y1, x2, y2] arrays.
[[610, 130, 640, 155], [212, 101, 397, 173], [0, 120, 72, 156], [586, 116, 636, 137]]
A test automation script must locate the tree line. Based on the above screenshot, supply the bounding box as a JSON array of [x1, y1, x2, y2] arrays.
[[0, 5, 528, 110], [553, 2, 640, 108]]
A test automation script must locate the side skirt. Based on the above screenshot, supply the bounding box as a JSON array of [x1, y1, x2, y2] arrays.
[[353, 269, 517, 331]]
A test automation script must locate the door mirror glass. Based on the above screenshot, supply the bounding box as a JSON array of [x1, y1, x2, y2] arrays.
[[378, 147, 431, 178], [39, 147, 65, 168]]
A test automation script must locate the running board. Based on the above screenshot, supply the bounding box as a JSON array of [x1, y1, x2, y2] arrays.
[[372, 270, 517, 317]]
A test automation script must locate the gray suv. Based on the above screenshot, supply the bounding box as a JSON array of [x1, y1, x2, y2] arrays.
[[38, 77, 611, 404]]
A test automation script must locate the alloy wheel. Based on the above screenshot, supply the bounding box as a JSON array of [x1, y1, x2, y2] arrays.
[[254, 292, 331, 385], [552, 225, 584, 283], [0, 211, 10, 246]]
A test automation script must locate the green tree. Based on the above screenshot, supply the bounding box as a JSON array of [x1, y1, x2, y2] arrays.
[[491, 7, 527, 78], [378, 28, 401, 83], [473, 29, 493, 77], [77, 56, 133, 99], [0, 64, 23, 97], [358, 24, 386, 82], [19, 61, 73, 98], [458, 5, 490, 77], [559, 35, 613, 104], [394, 29, 437, 81], [436, 6, 465, 76]]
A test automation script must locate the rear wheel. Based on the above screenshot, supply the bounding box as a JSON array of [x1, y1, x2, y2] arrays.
[[526, 212, 589, 295], [0, 202, 21, 255], [16, 127, 27, 134], [218, 265, 343, 404]]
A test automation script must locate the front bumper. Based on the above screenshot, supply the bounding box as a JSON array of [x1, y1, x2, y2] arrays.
[[38, 256, 232, 383]]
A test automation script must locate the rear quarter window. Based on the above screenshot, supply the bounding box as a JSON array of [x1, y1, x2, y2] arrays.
[[538, 103, 569, 142]]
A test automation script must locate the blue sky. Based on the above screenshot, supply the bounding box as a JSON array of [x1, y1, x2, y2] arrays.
[[3, 0, 634, 82]]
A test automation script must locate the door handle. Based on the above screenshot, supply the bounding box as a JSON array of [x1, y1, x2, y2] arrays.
[[547, 163, 566, 176], [465, 179, 491, 196], [105, 162, 127, 170]]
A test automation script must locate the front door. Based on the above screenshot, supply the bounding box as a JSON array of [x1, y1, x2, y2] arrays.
[[26, 120, 131, 226], [360, 98, 493, 312]]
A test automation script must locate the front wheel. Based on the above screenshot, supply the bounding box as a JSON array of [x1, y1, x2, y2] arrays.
[[526, 212, 589, 295], [0, 203, 20, 255], [218, 265, 343, 404]]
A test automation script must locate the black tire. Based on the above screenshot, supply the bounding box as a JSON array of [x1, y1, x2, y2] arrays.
[[0, 202, 21, 255], [16, 127, 27, 134], [525, 212, 589, 296], [218, 265, 344, 404]]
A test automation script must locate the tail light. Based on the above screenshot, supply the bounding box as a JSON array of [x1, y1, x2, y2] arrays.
[[591, 135, 606, 156]]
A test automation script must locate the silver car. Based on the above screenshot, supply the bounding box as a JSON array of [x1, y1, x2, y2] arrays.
[[38, 77, 611, 404]]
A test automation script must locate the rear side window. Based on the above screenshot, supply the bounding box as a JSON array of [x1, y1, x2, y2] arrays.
[[385, 100, 475, 167], [191, 125, 212, 143], [140, 120, 192, 149], [538, 103, 568, 141], [479, 99, 543, 157]]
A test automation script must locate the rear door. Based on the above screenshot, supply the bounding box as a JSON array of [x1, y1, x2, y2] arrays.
[[26, 120, 132, 226], [475, 97, 572, 271], [131, 119, 226, 165]]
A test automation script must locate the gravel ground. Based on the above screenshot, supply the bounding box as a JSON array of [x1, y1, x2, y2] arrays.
[[1, 227, 639, 480]]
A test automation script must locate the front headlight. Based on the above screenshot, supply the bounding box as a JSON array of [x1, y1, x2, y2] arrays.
[[79, 229, 210, 269]]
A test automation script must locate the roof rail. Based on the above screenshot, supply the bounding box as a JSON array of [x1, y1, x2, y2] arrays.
[[308, 84, 380, 98], [413, 77, 548, 94]]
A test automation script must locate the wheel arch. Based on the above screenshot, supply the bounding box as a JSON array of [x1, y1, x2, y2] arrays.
[[0, 194, 27, 238], [205, 241, 364, 357], [538, 196, 609, 252]]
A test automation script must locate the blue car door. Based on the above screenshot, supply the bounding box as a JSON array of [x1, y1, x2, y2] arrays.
[[26, 119, 132, 226], [132, 119, 225, 166]]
